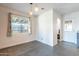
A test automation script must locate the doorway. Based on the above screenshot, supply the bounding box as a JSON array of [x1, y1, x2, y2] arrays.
[[57, 18, 61, 43]]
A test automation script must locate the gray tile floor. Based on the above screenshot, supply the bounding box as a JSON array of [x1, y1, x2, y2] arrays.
[[0, 40, 79, 56]]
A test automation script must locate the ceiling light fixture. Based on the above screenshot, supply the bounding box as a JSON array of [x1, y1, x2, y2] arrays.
[[34, 4, 39, 12], [29, 11, 32, 15], [34, 6, 39, 12], [29, 3, 39, 16]]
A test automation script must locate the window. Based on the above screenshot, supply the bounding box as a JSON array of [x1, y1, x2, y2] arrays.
[[11, 14, 31, 34], [64, 20, 72, 31]]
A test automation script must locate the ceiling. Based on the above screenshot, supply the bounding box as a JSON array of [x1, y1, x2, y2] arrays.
[[0, 3, 79, 16]]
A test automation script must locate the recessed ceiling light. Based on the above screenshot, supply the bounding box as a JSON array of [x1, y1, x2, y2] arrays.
[[41, 8, 44, 10], [29, 3, 33, 5], [29, 11, 32, 15], [34, 7, 39, 12]]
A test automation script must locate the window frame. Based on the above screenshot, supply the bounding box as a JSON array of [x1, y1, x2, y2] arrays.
[[64, 20, 72, 31], [10, 13, 32, 34]]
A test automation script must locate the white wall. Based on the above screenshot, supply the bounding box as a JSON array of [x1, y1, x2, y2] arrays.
[[37, 9, 53, 46], [63, 12, 79, 44], [0, 6, 37, 49], [36, 9, 63, 46]]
